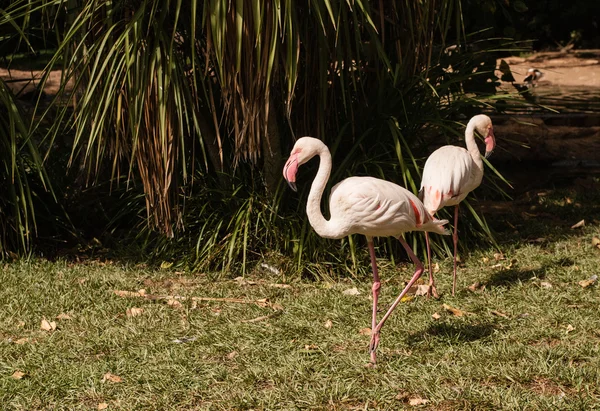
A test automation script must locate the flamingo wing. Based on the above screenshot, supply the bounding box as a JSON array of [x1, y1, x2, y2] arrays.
[[329, 177, 424, 237], [420, 146, 474, 213]]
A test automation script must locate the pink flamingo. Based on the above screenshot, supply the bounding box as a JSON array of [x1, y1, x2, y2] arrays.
[[419, 114, 496, 297], [283, 137, 449, 364]]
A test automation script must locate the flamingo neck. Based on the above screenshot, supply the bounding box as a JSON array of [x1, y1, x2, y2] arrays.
[[465, 122, 484, 170], [306, 145, 344, 239]]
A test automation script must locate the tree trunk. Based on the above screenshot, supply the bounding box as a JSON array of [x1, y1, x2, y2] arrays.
[[262, 96, 282, 195]]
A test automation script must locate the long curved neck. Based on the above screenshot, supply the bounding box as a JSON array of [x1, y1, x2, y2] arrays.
[[465, 121, 484, 170], [306, 145, 344, 239]]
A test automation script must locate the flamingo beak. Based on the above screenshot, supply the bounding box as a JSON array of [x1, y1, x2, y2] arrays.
[[484, 127, 496, 159], [283, 154, 299, 192]]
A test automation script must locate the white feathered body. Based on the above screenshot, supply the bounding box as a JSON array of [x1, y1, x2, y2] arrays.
[[419, 145, 484, 215], [324, 176, 449, 239]]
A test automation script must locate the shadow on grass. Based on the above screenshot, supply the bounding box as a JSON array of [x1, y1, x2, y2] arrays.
[[484, 268, 544, 288], [406, 321, 497, 346]]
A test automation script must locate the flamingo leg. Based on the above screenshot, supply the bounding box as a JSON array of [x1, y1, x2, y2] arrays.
[[425, 232, 439, 299], [369, 236, 424, 362], [367, 237, 381, 364], [452, 205, 459, 296]]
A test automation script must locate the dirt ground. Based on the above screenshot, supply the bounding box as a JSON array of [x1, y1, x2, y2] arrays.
[[499, 49, 600, 87]]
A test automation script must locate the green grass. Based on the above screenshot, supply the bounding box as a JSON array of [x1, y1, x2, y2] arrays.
[[2, 186, 600, 410]]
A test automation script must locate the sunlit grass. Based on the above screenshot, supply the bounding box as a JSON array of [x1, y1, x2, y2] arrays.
[[2, 185, 600, 409]]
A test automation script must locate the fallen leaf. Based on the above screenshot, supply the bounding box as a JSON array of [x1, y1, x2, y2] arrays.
[[414, 284, 430, 297], [166, 298, 183, 308], [490, 310, 509, 318], [592, 237, 600, 249], [303, 344, 318, 350], [493, 253, 505, 261], [481, 257, 489, 263], [14, 337, 32, 345], [408, 397, 429, 406], [126, 307, 144, 318], [400, 295, 415, 303], [540, 281, 553, 289], [268, 283, 292, 289], [432, 263, 440, 273], [566, 324, 575, 334], [101, 372, 122, 383], [468, 282, 482, 292], [342, 287, 361, 296], [40, 318, 57, 332], [227, 351, 238, 360], [579, 275, 598, 288], [17, 320, 25, 328], [172, 337, 197, 343], [56, 313, 72, 320], [98, 403, 108, 410], [490, 263, 503, 269], [324, 319, 333, 329], [359, 327, 372, 336], [114, 289, 144, 298], [443, 303, 466, 317], [571, 219, 585, 229], [431, 312, 441, 320], [11, 370, 26, 380], [160, 261, 174, 269]]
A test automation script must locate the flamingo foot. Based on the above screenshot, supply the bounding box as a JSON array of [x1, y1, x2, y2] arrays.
[[368, 331, 380, 364], [427, 283, 439, 299]]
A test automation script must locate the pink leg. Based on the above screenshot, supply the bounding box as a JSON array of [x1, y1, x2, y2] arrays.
[[369, 236, 424, 361], [367, 237, 381, 364], [452, 205, 459, 296], [425, 232, 438, 298]]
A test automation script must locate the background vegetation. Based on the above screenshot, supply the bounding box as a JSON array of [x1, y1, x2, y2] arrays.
[[0, 0, 592, 275]]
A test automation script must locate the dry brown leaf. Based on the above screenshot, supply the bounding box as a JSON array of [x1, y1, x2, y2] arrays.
[[114, 289, 144, 298], [408, 397, 429, 406], [126, 307, 144, 318], [481, 257, 489, 263], [304, 344, 318, 350], [490, 310, 509, 318], [566, 324, 575, 334], [359, 327, 372, 336], [101, 372, 122, 383], [540, 281, 553, 289], [342, 287, 361, 296], [592, 237, 600, 249], [268, 283, 292, 289], [166, 298, 183, 308], [432, 263, 440, 273], [14, 337, 32, 345], [271, 303, 284, 311], [11, 370, 26, 380], [490, 263, 503, 269], [414, 284, 430, 297], [493, 253, 505, 261], [468, 282, 482, 292], [578, 275, 598, 288], [98, 403, 108, 410], [227, 351, 238, 360], [443, 303, 466, 317], [17, 320, 25, 328], [56, 313, 72, 320], [40, 318, 57, 332], [431, 312, 441, 320], [324, 319, 333, 329], [571, 219, 585, 229]]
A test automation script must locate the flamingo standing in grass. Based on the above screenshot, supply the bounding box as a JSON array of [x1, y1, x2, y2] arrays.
[[419, 114, 496, 297], [283, 137, 449, 364]]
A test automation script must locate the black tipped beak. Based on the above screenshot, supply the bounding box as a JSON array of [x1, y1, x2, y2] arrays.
[[485, 150, 494, 159], [287, 181, 297, 192]]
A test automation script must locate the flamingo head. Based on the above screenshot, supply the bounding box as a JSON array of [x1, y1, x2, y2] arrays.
[[283, 137, 323, 191], [472, 114, 496, 159]]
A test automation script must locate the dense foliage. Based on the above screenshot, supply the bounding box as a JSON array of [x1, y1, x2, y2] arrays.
[[0, 0, 520, 275]]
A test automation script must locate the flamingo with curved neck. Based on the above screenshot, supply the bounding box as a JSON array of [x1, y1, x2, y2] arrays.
[[419, 114, 496, 297], [283, 136, 449, 364]]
